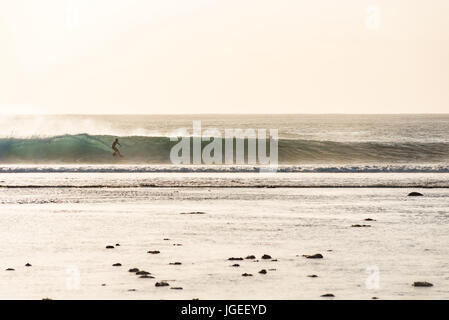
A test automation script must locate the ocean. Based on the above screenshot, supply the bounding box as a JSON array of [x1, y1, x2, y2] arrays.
[[1, 114, 448, 299], [1, 114, 448, 170]]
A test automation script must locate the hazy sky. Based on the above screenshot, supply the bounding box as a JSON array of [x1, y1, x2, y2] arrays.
[[0, 0, 448, 114]]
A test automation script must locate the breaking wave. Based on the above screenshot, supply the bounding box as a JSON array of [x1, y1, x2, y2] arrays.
[[0, 134, 448, 165]]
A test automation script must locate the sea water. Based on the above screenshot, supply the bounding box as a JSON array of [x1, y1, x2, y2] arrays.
[[0, 115, 448, 299]]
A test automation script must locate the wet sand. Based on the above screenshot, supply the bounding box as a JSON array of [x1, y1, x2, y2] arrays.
[[1, 175, 448, 299]]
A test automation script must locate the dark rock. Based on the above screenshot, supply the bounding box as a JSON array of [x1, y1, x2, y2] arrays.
[[115, 243, 120, 246], [245, 255, 256, 260], [351, 224, 371, 228], [408, 192, 423, 197], [307, 274, 318, 278], [169, 262, 182, 265], [242, 273, 253, 277], [259, 269, 267, 274], [112, 263, 122, 267], [171, 287, 183, 290], [163, 238, 170, 240], [101, 284, 106, 286], [364, 218, 376, 221], [231, 264, 240, 267], [261, 254, 272, 259], [372, 297, 379, 300], [303, 253, 323, 259], [106, 245, 114, 249], [25, 263, 32, 267], [128, 268, 139, 272], [128, 289, 137, 291], [136, 271, 150, 275], [180, 211, 206, 215], [155, 281, 169, 287], [271, 259, 278, 262], [268, 268, 276, 271], [173, 244, 183, 246], [228, 257, 244, 261], [321, 293, 335, 297], [413, 281, 433, 287], [5, 268, 14, 271], [139, 275, 155, 279], [148, 250, 160, 254]]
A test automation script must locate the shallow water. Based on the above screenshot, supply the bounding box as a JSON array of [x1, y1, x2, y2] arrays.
[[0, 172, 448, 299]]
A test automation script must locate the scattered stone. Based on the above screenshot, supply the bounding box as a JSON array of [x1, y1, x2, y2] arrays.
[[242, 273, 253, 277], [5, 268, 14, 271], [163, 238, 170, 240], [413, 281, 433, 287], [271, 259, 278, 262], [155, 281, 169, 287], [261, 254, 272, 259], [364, 218, 376, 221], [25, 263, 32, 267], [231, 264, 240, 267], [245, 255, 256, 260], [112, 263, 122, 267], [307, 274, 318, 278], [321, 293, 335, 297], [115, 243, 120, 246], [105, 245, 114, 249], [128, 289, 137, 292], [148, 250, 160, 254], [139, 275, 155, 279], [173, 244, 183, 246], [171, 287, 183, 290], [259, 269, 267, 274], [169, 262, 182, 265], [408, 192, 423, 197], [372, 297, 379, 300], [351, 224, 371, 228], [228, 257, 244, 261], [101, 284, 106, 286], [136, 271, 151, 275], [303, 253, 323, 259], [128, 268, 139, 272], [268, 268, 276, 271]]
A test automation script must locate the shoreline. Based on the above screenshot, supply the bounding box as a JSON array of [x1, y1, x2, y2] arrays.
[[2, 185, 449, 189]]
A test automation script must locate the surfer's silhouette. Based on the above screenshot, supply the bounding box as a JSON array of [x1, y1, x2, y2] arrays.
[[112, 138, 123, 157]]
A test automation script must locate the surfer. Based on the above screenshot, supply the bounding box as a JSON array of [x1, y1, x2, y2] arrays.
[[112, 138, 123, 157]]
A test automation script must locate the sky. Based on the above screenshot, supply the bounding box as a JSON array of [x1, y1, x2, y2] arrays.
[[0, 0, 448, 114]]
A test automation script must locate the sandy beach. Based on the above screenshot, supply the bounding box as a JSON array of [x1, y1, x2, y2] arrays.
[[1, 172, 448, 300]]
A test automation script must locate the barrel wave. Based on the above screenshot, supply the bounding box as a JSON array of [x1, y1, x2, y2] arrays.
[[0, 134, 448, 164]]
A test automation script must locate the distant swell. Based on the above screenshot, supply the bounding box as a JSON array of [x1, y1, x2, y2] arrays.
[[1, 134, 448, 165]]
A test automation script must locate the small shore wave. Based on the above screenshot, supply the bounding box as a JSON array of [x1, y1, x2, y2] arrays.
[[1, 164, 449, 173]]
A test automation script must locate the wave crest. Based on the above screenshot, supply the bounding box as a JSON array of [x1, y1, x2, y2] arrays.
[[0, 134, 448, 164]]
